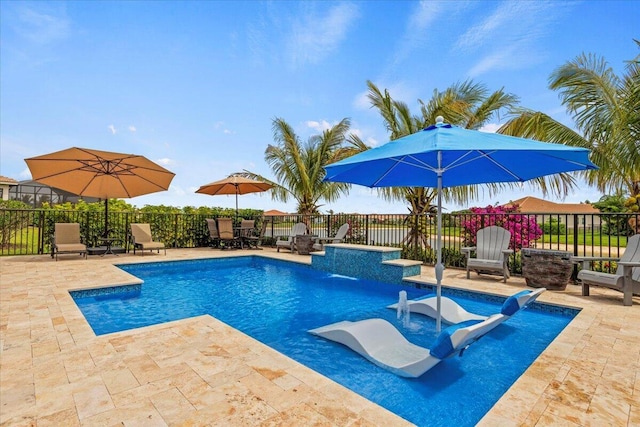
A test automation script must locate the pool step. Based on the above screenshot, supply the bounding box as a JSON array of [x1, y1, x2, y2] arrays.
[[311, 243, 422, 285]]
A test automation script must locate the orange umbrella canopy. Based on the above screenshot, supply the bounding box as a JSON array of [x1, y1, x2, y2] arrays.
[[196, 175, 273, 216], [25, 147, 175, 199], [196, 175, 273, 196]]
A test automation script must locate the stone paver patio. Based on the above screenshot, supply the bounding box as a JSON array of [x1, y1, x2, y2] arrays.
[[1, 247, 639, 426]]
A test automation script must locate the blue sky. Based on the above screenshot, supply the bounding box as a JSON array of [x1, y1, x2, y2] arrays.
[[1, 1, 638, 214]]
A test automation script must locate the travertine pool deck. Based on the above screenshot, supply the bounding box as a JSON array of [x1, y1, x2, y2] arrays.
[[1, 247, 638, 426]]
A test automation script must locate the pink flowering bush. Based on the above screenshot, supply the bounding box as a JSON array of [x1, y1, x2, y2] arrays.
[[460, 204, 543, 251]]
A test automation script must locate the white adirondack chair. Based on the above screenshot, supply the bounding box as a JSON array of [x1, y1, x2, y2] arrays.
[[461, 226, 512, 283], [576, 234, 640, 305], [276, 222, 309, 252], [313, 223, 350, 251]]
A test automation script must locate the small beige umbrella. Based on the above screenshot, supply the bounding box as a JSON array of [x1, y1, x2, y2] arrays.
[[196, 174, 273, 221], [25, 147, 175, 235]]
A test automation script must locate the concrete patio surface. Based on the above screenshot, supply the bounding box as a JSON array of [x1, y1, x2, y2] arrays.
[[1, 247, 638, 426]]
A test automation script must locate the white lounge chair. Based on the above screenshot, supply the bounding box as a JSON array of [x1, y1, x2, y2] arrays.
[[313, 223, 350, 251], [309, 315, 504, 378], [576, 234, 640, 306], [276, 222, 308, 252], [461, 226, 513, 283], [387, 288, 546, 325]]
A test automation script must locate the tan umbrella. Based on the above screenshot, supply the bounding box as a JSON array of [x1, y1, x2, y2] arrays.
[[25, 147, 175, 235], [196, 174, 273, 220]]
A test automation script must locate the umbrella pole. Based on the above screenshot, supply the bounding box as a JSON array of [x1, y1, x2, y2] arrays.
[[104, 198, 109, 237], [435, 152, 444, 333], [235, 186, 239, 225]]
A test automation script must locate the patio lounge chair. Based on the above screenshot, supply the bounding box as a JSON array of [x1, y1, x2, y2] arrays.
[[313, 223, 350, 251], [130, 223, 166, 255], [461, 226, 513, 283], [576, 234, 640, 306], [387, 288, 545, 325], [52, 223, 87, 260], [276, 222, 308, 252], [240, 219, 268, 249], [309, 315, 504, 378], [216, 218, 239, 249], [205, 218, 220, 248]]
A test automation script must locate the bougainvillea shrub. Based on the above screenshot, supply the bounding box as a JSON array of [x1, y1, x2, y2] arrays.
[[460, 204, 543, 251]]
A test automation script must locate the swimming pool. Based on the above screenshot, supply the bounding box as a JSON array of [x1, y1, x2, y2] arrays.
[[71, 256, 577, 427]]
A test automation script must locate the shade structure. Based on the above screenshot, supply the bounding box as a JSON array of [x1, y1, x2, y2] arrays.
[[25, 147, 175, 235], [324, 117, 598, 332], [195, 175, 273, 219]]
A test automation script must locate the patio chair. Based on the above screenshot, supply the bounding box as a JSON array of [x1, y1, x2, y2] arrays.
[[241, 219, 268, 249], [576, 234, 640, 306], [130, 223, 166, 256], [313, 223, 350, 251], [216, 218, 239, 249], [276, 222, 309, 252], [205, 218, 220, 248], [461, 226, 512, 283], [52, 223, 87, 260]]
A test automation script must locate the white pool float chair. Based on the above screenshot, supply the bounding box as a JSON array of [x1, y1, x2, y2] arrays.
[[387, 287, 546, 325], [308, 315, 504, 378]]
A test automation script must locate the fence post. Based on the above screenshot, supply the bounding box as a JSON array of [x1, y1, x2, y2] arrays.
[[38, 211, 45, 255], [572, 214, 580, 280], [365, 215, 369, 246], [173, 214, 178, 248]]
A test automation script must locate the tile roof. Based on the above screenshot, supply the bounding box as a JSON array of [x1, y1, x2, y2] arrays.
[[502, 196, 599, 214], [0, 175, 18, 185]]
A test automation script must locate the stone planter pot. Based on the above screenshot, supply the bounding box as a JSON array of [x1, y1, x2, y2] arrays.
[[295, 235, 313, 255], [522, 248, 573, 290]]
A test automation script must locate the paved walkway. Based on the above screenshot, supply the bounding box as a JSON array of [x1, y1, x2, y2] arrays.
[[1, 248, 638, 426]]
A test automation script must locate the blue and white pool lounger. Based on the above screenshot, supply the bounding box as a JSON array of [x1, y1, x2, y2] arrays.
[[387, 287, 546, 325], [308, 315, 505, 378]]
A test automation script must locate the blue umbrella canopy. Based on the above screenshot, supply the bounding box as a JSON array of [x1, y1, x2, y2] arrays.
[[324, 117, 597, 332], [324, 118, 597, 188]]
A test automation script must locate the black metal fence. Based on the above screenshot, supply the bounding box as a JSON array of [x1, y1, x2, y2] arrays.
[[1, 208, 638, 276]]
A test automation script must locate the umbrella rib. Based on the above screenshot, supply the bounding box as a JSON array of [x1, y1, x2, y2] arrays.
[[444, 150, 525, 182], [370, 156, 438, 186]]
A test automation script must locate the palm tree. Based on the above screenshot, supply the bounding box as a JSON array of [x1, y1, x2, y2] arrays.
[[500, 41, 640, 203], [243, 117, 366, 216], [366, 80, 521, 245]]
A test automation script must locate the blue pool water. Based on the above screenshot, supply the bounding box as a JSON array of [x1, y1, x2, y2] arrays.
[[71, 257, 576, 427]]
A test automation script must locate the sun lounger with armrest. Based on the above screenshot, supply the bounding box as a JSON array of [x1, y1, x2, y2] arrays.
[[309, 315, 504, 378], [52, 223, 87, 260], [130, 223, 166, 255], [387, 288, 545, 325]]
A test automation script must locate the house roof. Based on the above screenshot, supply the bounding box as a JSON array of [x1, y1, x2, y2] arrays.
[[502, 196, 599, 214], [264, 209, 288, 216], [0, 176, 18, 185]]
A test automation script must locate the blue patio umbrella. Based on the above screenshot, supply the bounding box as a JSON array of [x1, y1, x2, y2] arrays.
[[324, 117, 597, 332]]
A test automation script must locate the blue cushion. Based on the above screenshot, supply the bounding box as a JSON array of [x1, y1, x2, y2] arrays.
[[430, 319, 483, 359], [500, 290, 530, 316]]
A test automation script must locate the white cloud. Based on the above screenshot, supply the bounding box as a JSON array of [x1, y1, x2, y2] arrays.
[[155, 158, 173, 166], [352, 90, 371, 111], [108, 125, 116, 134], [456, 1, 569, 77], [19, 167, 32, 179], [128, 125, 136, 132], [10, 3, 70, 45], [288, 3, 359, 68], [306, 120, 332, 132], [223, 129, 233, 134], [479, 123, 501, 133], [385, 1, 444, 72]]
